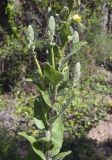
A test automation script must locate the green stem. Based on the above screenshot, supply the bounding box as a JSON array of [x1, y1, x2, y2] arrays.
[[33, 52, 43, 77], [51, 47, 55, 68]]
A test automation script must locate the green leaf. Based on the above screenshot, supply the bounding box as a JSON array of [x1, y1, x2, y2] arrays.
[[32, 145, 46, 160], [35, 82, 46, 91], [61, 96, 74, 114], [19, 132, 46, 160], [49, 117, 64, 157], [37, 137, 50, 142], [44, 63, 63, 86], [34, 118, 45, 130], [60, 23, 72, 48], [60, 41, 86, 69], [49, 96, 73, 125], [53, 44, 61, 60], [19, 132, 36, 144], [53, 151, 72, 160], [40, 90, 52, 107], [34, 93, 51, 129]]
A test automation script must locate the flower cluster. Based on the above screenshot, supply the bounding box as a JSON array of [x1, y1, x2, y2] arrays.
[[72, 14, 81, 23]]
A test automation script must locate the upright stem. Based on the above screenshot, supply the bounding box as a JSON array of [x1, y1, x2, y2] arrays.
[[51, 47, 55, 68], [33, 52, 43, 77]]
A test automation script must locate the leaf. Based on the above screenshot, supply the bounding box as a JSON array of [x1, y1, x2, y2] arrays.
[[40, 91, 52, 107], [48, 96, 73, 125], [34, 118, 45, 130], [71, 41, 87, 55], [34, 81, 46, 91], [32, 146, 46, 160], [60, 41, 87, 69], [49, 117, 64, 157], [44, 63, 63, 86], [34, 93, 51, 129], [60, 23, 72, 48], [19, 132, 46, 160], [37, 137, 50, 142], [61, 96, 73, 114], [53, 44, 61, 60], [19, 132, 36, 144], [53, 151, 72, 160]]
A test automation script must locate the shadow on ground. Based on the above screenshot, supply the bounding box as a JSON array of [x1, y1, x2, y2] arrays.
[[0, 128, 112, 160], [63, 136, 112, 160]]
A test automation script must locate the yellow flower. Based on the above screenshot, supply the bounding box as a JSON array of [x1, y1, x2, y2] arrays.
[[72, 14, 81, 23]]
